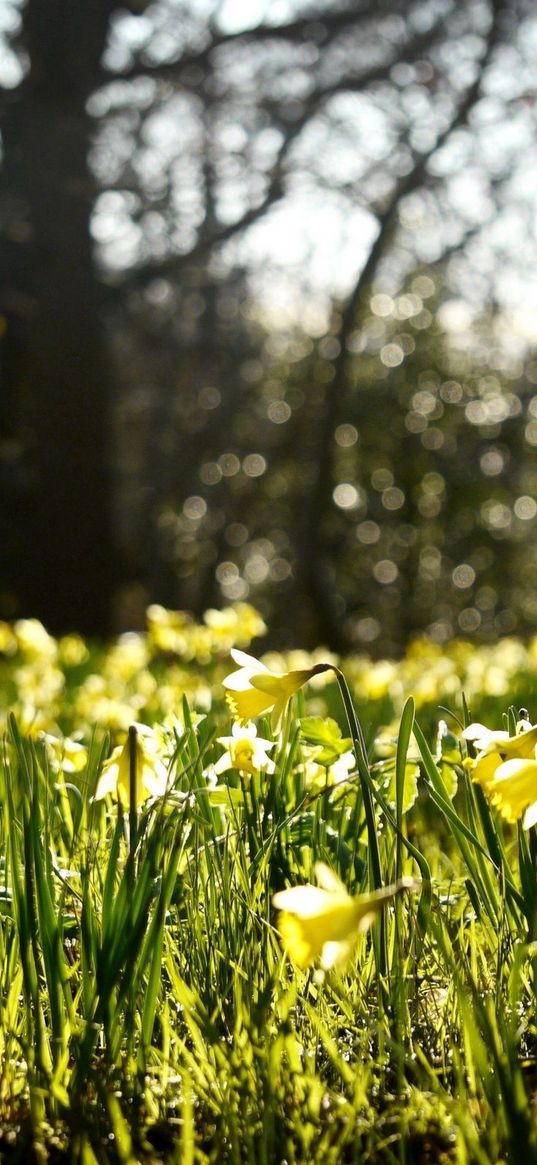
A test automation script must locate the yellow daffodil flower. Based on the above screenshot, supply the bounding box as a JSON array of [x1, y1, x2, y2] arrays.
[[223, 649, 332, 731], [214, 721, 275, 777], [58, 633, 89, 667], [463, 719, 537, 792], [94, 724, 169, 807], [42, 733, 88, 774], [481, 757, 537, 828], [301, 746, 356, 791], [464, 717, 537, 828], [146, 604, 193, 657], [204, 603, 267, 651], [273, 863, 418, 970], [14, 618, 58, 660]]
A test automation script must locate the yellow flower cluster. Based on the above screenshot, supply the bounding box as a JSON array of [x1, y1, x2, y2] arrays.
[[347, 635, 537, 714], [0, 618, 66, 736], [0, 603, 268, 739], [5, 602, 537, 748], [147, 602, 266, 661], [5, 602, 537, 847]]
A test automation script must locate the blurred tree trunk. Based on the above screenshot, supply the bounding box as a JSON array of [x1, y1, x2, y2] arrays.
[[0, 1, 119, 635]]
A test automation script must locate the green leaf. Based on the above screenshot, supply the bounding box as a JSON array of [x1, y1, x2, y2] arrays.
[[439, 761, 458, 800], [299, 716, 352, 765], [385, 762, 420, 815], [204, 785, 244, 807], [436, 721, 460, 799]]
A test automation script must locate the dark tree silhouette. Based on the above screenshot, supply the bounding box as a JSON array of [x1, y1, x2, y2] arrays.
[[0, 2, 127, 633]]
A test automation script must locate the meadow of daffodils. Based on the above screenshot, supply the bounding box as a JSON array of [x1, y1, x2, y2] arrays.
[[2, 604, 537, 1162]]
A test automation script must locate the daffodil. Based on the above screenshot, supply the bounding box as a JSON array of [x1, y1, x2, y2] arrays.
[[223, 649, 332, 731], [146, 604, 193, 657], [301, 746, 355, 791], [463, 719, 537, 792], [214, 721, 275, 777], [482, 758, 537, 828], [14, 618, 58, 661], [273, 863, 417, 970], [93, 724, 169, 806], [203, 603, 267, 651], [464, 717, 537, 828], [42, 733, 88, 774]]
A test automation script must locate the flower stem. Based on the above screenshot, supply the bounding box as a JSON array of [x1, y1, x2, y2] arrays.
[[335, 668, 383, 893], [336, 671, 431, 968], [334, 668, 388, 989], [128, 724, 138, 865]]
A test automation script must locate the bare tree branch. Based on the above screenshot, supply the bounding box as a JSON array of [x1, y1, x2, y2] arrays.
[[111, 11, 449, 294], [113, 0, 419, 84], [296, 0, 508, 647]]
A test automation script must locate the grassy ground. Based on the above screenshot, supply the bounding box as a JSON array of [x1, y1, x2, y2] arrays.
[[1, 607, 537, 1163]]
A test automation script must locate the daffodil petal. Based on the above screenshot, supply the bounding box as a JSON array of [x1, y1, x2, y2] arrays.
[[356, 909, 380, 935], [314, 862, 347, 894], [492, 757, 537, 785], [229, 648, 268, 670], [486, 757, 537, 823], [463, 723, 509, 747], [523, 800, 537, 830], [320, 939, 355, 970], [272, 885, 339, 915], [93, 767, 120, 801]]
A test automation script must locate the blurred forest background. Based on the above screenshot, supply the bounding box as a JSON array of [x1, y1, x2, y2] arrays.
[[1, 0, 537, 654]]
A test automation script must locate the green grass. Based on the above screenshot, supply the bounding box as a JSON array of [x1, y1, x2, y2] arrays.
[[0, 615, 537, 1162]]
